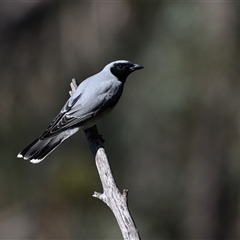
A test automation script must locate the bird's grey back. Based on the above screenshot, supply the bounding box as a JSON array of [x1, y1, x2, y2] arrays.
[[62, 69, 123, 120]]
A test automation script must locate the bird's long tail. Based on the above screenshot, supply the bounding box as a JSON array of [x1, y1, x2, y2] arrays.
[[17, 128, 79, 163]]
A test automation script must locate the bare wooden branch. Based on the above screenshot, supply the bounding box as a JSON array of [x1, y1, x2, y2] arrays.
[[84, 126, 141, 240], [69, 78, 78, 96], [69, 79, 141, 240]]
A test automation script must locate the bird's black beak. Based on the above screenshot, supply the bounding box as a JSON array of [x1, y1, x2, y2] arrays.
[[130, 64, 144, 71]]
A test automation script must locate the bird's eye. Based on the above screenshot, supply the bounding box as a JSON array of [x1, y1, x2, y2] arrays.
[[118, 64, 123, 69]]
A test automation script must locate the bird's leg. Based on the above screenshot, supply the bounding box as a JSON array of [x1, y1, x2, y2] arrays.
[[98, 134, 105, 143], [84, 125, 104, 144], [84, 125, 105, 155]]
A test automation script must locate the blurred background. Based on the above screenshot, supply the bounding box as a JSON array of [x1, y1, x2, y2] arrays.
[[1, 1, 240, 239]]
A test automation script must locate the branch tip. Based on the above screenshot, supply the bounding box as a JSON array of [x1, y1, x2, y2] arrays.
[[69, 78, 78, 96], [123, 189, 129, 198], [93, 191, 102, 199]]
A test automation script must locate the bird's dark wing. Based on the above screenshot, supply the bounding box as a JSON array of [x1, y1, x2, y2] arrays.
[[39, 81, 122, 139]]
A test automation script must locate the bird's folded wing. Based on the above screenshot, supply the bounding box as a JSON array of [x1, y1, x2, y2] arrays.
[[39, 86, 118, 139]]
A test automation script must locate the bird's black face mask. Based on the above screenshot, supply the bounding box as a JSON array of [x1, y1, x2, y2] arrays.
[[111, 62, 143, 83]]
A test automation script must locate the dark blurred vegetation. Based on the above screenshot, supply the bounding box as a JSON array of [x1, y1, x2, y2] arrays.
[[1, 1, 240, 239]]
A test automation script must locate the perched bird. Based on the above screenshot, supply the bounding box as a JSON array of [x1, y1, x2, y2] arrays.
[[17, 60, 143, 163]]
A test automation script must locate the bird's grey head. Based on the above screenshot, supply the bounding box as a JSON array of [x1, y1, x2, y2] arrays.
[[104, 60, 143, 83]]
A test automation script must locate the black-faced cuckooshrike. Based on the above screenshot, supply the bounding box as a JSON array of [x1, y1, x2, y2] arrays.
[[17, 60, 143, 163]]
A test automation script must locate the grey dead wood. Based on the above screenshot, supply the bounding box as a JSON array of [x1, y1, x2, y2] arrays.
[[69, 78, 141, 240]]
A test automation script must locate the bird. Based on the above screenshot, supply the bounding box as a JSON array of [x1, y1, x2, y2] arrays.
[[17, 60, 143, 164]]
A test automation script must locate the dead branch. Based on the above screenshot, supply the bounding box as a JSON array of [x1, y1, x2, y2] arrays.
[[69, 78, 141, 240]]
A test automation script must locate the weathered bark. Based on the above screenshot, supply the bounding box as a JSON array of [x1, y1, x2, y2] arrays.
[[70, 79, 141, 240], [84, 125, 141, 240]]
